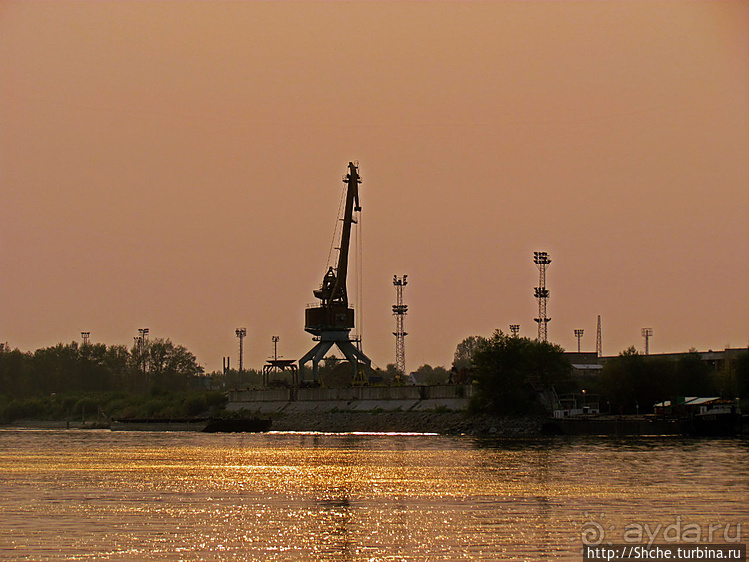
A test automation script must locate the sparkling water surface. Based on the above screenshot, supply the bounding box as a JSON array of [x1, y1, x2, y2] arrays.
[[1, 429, 746, 561]]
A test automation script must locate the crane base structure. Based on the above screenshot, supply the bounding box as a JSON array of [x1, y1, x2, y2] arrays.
[[299, 330, 371, 385]]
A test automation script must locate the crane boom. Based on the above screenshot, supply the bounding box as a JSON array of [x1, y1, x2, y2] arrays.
[[330, 162, 360, 306], [306, 162, 361, 333]]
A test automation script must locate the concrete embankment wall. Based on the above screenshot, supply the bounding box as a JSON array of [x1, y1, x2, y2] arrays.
[[226, 384, 473, 414]]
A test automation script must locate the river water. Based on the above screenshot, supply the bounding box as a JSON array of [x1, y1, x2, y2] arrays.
[[0, 429, 746, 561]]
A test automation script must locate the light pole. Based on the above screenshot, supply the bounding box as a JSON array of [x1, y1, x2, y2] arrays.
[[272, 335, 279, 361], [138, 328, 149, 379], [81, 332, 90, 346], [509, 324, 520, 337], [574, 329, 584, 353]]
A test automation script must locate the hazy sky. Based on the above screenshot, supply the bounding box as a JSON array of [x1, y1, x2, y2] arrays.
[[2, 1, 747, 373]]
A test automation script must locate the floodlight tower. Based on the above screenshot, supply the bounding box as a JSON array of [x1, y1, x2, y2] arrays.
[[392, 275, 408, 378], [509, 324, 520, 337], [641, 327, 653, 355], [533, 251, 551, 342], [574, 329, 584, 353], [81, 332, 90, 346], [137, 328, 149, 356], [236, 328, 247, 372]]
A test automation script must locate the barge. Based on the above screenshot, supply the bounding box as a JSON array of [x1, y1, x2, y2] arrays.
[[111, 417, 272, 433]]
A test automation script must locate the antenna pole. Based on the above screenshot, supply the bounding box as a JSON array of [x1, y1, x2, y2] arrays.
[[641, 327, 653, 355]]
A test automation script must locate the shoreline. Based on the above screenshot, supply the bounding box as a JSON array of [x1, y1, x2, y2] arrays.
[[5, 413, 744, 437], [268, 411, 545, 436], [3, 413, 546, 436]]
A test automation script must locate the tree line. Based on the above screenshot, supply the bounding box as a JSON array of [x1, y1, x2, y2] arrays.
[[0, 339, 204, 399], [0, 339, 236, 423], [3, 334, 747, 420]]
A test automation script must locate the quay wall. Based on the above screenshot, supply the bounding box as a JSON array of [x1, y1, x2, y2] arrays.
[[226, 384, 473, 414]]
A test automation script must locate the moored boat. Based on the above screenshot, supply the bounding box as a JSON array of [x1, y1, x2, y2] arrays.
[[111, 417, 271, 433]]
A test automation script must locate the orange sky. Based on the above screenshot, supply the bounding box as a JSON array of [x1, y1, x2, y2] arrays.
[[1, 1, 747, 373]]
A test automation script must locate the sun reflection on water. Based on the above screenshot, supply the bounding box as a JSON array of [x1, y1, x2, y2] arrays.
[[0, 430, 746, 560]]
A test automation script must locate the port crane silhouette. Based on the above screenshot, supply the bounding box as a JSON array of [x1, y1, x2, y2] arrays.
[[299, 162, 371, 383]]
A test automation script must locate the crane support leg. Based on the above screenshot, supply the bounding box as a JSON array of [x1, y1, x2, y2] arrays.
[[299, 340, 335, 383], [299, 330, 372, 385], [336, 340, 371, 383]]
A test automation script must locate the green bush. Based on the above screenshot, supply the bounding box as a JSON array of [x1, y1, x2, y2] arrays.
[[1, 397, 48, 422], [183, 394, 208, 417], [205, 391, 227, 410], [1, 400, 24, 422], [73, 397, 98, 417], [0, 390, 229, 422], [142, 398, 168, 418]]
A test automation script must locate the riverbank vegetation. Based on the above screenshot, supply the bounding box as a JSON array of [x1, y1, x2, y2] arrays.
[[593, 347, 748, 414], [454, 333, 748, 415], [0, 339, 226, 423], [0, 339, 204, 398], [1, 334, 747, 422], [467, 331, 574, 415], [0, 390, 228, 424]]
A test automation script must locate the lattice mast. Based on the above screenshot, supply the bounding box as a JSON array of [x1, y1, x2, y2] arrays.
[[235, 328, 247, 372], [596, 315, 602, 357], [392, 275, 408, 377], [533, 251, 551, 342]]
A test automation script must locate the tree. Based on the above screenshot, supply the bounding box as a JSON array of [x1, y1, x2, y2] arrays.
[[470, 330, 572, 415], [102, 345, 131, 391], [148, 338, 204, 393], [0, 347, 33, 398], [452, 335, 487, 372], [736, 352, 749, 404], [211, 367, 263, 390], [673, 352, 716, 396], [599, 347, 677, 414], [600, 348, 724, 415], [0, 341, 133, 398], [381, 363, 400, 384], [411, 364, 451, 385]]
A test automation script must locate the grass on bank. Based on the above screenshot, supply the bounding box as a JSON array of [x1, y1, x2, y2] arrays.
[[0, 390, 229, 424]]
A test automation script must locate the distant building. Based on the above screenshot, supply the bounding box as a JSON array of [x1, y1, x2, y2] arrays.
[[554, 391, 600, 418], [653, 396, 739, 417], [566, 346, 748, 374], [565, 351, 604, 381]]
